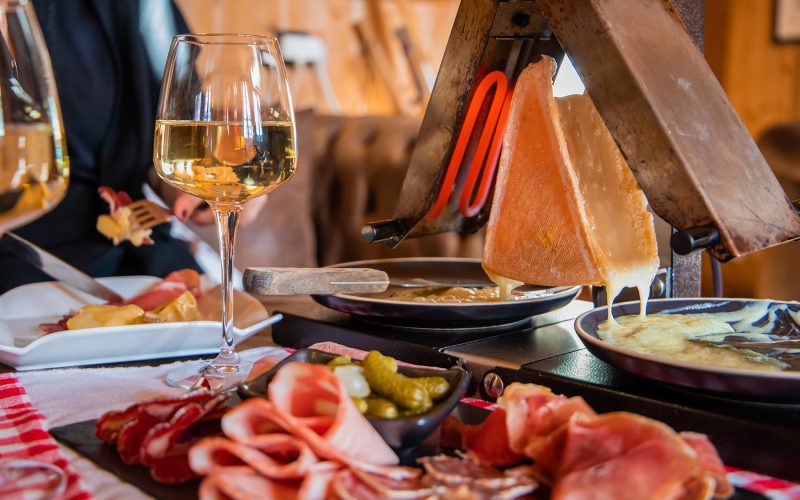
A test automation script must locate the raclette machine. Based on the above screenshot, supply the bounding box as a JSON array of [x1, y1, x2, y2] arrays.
[[362, 0, 800, 298]]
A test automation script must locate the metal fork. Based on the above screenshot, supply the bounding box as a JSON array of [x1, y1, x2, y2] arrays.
[[128, 199, 172, 230]]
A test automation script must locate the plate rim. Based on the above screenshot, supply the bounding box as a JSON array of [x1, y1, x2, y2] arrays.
[[0, 276, 280, 355], [319, 257, 582, 307], [574, 297, 800, 381]]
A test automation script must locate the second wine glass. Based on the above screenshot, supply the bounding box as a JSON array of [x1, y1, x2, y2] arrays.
[[154, 34, 296, 383]]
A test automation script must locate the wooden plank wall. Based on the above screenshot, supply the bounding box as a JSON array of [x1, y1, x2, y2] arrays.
[[705, 0, 800, 299], [706, 0, 800, 139], [174, 0, 459, 115]]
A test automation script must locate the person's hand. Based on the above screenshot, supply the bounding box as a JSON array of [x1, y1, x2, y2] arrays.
[[172, 192, 268, 226]]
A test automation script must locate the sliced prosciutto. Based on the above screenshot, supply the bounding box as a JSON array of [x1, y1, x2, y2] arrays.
[[541, 412, 707, 499], [189, 361, 421, 500], [139, 394, 228, 484], [95, 391, 228, 484], [189, 434, 319, 480], [126, 269, 202, 311], [680, 432, 734, 498], [96, 391, 211, 443], [198, 466, 303, 500], [450, 382, 732, 499], [223, 362, 399, 467], [499, 383, 596, 459], [461, 409, 525, 467]]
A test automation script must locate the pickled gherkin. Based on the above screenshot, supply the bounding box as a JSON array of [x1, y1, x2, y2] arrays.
[[365, 397, 399, 418], [415, 376, 451, 401], [362, 351, 432, 412], [352, 397, 368, 414], [327, 355, 352, 369]]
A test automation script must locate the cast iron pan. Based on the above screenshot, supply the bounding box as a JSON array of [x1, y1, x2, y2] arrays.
[[312, 258, 581, 327], [575, 298, 800, 400]]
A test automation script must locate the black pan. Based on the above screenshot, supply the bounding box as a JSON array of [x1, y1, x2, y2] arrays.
[[575, 298, 800, 400], [312, 258, 581, 328]]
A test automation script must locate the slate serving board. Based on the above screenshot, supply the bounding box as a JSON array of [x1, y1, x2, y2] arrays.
[[50, 403, 488, 500], [51, 419, 198, 500], [51, 404, 766, 500]]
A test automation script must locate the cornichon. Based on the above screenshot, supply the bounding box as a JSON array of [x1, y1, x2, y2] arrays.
[[352, 397, 368, 414], [415, 376, 450, 401], [326, 355, 351, 369], [363, 351, 432, 412], [365, 397, 399, 418]]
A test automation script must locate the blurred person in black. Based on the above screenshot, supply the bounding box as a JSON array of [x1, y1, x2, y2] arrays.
[[0, 1, 265, 293]]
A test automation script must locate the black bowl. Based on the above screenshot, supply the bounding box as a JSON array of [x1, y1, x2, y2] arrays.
[[238, 348, 470, 449]]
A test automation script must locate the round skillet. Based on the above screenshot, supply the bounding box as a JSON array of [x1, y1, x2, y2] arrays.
[[311, 257, 581, 328], [575, 298, 800, 400]]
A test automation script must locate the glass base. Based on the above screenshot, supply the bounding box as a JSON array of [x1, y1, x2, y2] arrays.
[[163, 359, 253, 392]]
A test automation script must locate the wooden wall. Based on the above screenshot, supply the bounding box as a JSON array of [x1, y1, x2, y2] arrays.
[[705, 0, 800, 300], [706, 0, 800, 139], [174, 0, 460, 116]]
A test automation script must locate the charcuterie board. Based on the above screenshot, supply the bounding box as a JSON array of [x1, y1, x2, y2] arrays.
[[51, 402, 491, 500]]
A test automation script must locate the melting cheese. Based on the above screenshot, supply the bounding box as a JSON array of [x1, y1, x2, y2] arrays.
[[598, 313, 787, 372], [482, 57, 658, 318]]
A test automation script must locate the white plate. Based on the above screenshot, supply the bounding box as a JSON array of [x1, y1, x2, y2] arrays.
[[0, 276, 283, 371]]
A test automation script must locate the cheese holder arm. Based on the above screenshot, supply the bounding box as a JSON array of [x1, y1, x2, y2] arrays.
[[363, 0, 800, 263]]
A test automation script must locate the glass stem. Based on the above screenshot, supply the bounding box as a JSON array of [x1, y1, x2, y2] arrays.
[[211, 204, 241, 372]]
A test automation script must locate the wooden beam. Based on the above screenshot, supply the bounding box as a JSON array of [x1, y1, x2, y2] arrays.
[[536, 0, 800, 260]]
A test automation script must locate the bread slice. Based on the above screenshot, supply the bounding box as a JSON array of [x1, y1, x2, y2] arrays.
[[482, 56, 658, 300]]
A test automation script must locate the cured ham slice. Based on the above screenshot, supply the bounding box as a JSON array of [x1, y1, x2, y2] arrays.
[[680, 432, 733, 498], [189, 434, 319, 480], [139, 394, 228, 484], [126, 269, 202, 311], [542, 413, 704, 500], [461, 409, 525, 467], [190, 362, 420, 498], [419, 455, 538, 495], [95, 391, 227, 484], [450, 383, 732, 499], [224, 362, 399, 467], [497, 383, 595, 458], [482, 57, 658, 303], [198, 466, 303, 500], [95, 391, 210, 443]]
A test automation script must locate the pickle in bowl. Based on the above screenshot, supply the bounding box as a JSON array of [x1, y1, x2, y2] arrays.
[[237, 348, 470, 449]]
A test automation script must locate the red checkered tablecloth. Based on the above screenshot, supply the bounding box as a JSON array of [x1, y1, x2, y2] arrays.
[[0, 374, 91, 500]]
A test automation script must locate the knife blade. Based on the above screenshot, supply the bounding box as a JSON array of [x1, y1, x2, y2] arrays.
[[1, 232, 123, 303]]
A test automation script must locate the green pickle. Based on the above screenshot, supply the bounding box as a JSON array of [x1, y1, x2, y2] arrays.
[[326, 355, 351, 369], [365, 397, 399, 418], [352, 397, 368, 414], [363, 351, 432, 412], [415, 376, 451, 401]]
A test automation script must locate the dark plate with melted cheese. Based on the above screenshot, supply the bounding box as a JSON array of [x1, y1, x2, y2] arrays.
[[575, 298, 800, 400], [312, 258, 581, 328]]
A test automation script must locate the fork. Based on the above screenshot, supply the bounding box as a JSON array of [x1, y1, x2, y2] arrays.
[[128, 199, 172, 230]]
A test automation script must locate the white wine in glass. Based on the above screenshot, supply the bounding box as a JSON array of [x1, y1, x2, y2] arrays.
[[0, 1, 68, 234], [154, 34, 296, 383]]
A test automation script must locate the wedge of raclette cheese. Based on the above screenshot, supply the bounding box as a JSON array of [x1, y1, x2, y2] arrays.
[[483, 57, 658, 302]]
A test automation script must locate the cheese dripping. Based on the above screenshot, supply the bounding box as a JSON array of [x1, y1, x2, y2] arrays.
[[482, 58, 659, 318]]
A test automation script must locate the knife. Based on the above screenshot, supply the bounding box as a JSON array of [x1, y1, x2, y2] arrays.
[[1, 232, 123, 303], [243, 267, 389, 295]]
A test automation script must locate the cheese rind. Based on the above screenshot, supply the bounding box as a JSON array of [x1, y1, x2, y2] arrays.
[[483, 57, 658, 299]]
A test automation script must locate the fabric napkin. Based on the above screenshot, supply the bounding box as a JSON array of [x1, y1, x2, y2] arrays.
[[0, 374, 91, 500]]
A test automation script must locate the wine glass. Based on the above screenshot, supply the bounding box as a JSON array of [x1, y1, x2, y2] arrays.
[[0, 2, 69, 496], [0, 0, 69, 235], [154, 34, 296, 385]]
